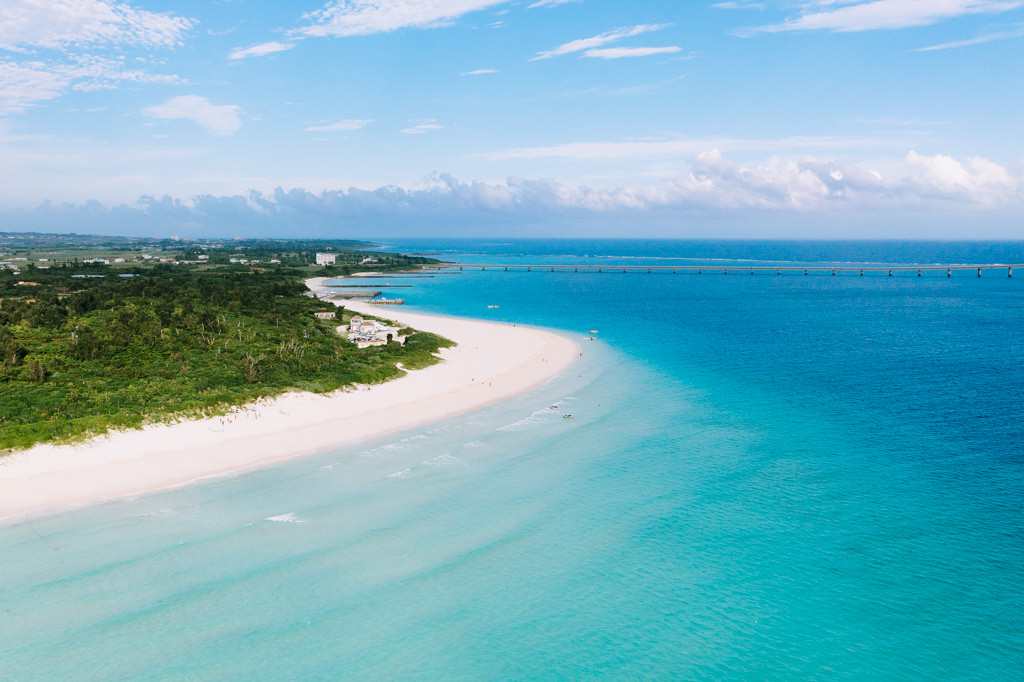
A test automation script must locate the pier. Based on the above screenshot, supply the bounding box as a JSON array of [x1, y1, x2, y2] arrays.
[[449, 263, 1019, 277]]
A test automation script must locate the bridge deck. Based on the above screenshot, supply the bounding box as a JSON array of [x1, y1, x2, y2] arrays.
[[447, 263, 1020, 276]]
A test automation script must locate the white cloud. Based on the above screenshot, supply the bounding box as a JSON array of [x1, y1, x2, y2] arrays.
[[304, 118, 373, 131], [143, 95, 242, 136], [459, 68, 498, 75], [229, 41, 296, 60], [4, 151, 1020, 238], [664, 149, 878, 209], [914, 22, 1024, 50], [583, 46, 682, 59], [531, 24, 670, 60], [528, 0, 583, 7], [567, 150, 1015, 210], [401, 120, 443, 134], [297, 0, 510, 38], [713, 1, 767, 8], [481, 139, 699, 160], [70, 58, 182, 91], [0, 1, 192, 112], [476, 134, 902, 161], [0, 56, 182, 113], [906, 150, 1017, 203], [743, 0, 1024, 34], [0, 0, 193, 49], [0, 61, 67, 113]]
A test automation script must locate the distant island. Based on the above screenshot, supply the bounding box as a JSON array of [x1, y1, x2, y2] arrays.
[[0, 233, 451, 451]]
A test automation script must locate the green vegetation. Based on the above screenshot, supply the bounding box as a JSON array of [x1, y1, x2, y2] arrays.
[[0, 233, 449, 451]]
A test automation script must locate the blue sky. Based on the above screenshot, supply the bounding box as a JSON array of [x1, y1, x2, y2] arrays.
[[1, 0, 1022, 238]]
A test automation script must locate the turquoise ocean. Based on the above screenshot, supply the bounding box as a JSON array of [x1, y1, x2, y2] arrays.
[[1, 240, 1022, 680]]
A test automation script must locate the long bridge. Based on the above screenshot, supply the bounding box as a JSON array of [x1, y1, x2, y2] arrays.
[[448, 263, 1020, 277]]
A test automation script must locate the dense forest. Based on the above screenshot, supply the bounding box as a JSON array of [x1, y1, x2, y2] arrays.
[[0, 235, 449, 451]]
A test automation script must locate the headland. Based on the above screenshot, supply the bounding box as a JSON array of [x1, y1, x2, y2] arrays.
[[0, 279, 579, 521]]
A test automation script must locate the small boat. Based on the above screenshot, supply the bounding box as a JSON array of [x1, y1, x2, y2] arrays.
[[563, 414, 573, 420]]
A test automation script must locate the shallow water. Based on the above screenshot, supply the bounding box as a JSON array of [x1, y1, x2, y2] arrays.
[[1, 240, 1022, 680]]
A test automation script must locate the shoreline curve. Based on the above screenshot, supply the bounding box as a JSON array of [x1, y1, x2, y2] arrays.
[[0, 280, 580, 521]]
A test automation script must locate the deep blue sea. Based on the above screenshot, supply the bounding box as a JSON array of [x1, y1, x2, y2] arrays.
[[2, 240, 1022, 680]]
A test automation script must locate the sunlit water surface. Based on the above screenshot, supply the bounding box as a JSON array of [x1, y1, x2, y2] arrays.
[[2, 240, 1022, 680]]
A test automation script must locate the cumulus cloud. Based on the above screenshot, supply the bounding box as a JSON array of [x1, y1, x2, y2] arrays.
[[3, 150, 1020, 240], [142, 95, 242, 136], [663, 149, 884, 209], [8, 150, 1019, 237], [742, 0, 1024, 34], [905, 150, 1017, 203], [297, 0, 510, 38], [229, 41, 296, 60], [304, 118, 373, 131], [531, 24, 671, 60], [642, 150, 1017, 210], [0, 0, 194, 49]]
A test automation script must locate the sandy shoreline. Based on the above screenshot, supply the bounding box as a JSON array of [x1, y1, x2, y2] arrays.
[[0, 278, 579, 521]]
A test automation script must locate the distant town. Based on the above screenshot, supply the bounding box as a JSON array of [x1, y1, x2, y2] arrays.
[[0, 233, 439, 277]]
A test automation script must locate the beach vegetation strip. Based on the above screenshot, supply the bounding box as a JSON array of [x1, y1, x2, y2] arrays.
[[0, 237, 450, 451]]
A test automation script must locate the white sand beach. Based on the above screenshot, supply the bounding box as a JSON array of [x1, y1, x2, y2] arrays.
[[0, 279, 579, 520]]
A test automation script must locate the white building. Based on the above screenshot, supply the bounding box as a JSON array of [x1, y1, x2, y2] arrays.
[[346, 315, 405, 349], [316, 252, 336, 266]]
